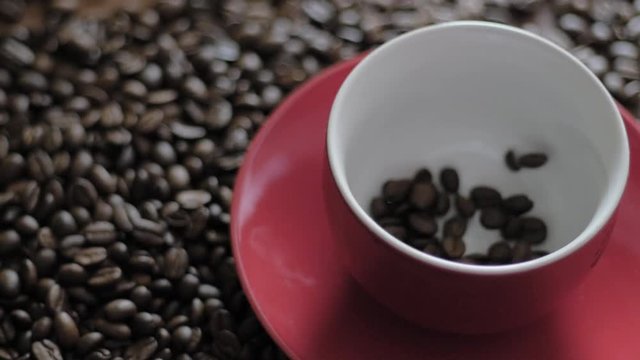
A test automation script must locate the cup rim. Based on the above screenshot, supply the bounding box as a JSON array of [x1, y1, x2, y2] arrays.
[[327, 21, 630, 276]]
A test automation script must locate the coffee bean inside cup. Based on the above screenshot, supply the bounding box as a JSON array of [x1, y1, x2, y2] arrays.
[[370, 156, 550, 265]]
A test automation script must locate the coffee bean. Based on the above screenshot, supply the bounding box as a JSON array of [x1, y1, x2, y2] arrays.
[[74, 247, 107, 267], [77, 332, 104, 356], [50, 210, 77, 236], [382, 179, 411, 203], [46, 284, 66, 312], [383, 225, 407, 240], [32, 339, 62, 360], [0, 230, 20, 254], [369, 197, 388, 219], [0, 269, 20, 298], [407, 213, 437, 236], [14, 214, 39, 236], [86, 348, 112, 360], [488, 241, 513, 263], [58, 263, 87, 285], [68, 178, 98, 208], [505, 150, 520, 171], [521, 217, 548, 244], [176, 190, 212, 210], [90, 165, 117, 194], [470, 186, 502, 208], [83, 221, 118, 245], [443, 216, 467, 238], [32, 317, 52, 341], [518, 153, 548, 168], [512, 242, 533, 263], [53, 311, 79, 349], [409, 182, 436, 210], [501, 217, 524, 239], [480, 207, 507, 229], [433, 192, 450, 216], [104, 299, 138, 321], [10, 309, 31, 330], [439, 168, 459, 193], [455, 195, 476, 218], [164, 248, 189, 280], [442, 237, 466, 259], [503, 194, 534, 215], [94, 319, 131, 340], [125, 337, 158, 360]]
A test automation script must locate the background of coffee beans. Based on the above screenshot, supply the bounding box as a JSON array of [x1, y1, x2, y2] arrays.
[[0, 0, 638, 359]]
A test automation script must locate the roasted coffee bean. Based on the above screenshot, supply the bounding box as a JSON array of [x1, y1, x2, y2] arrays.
[[10, 310, 31, 330], [488, 241, 513, 263], [442, 237, 466, 259], [58, 263, 87, 285], [31, 339, 62, 360], [125, 337, 158, 360], [383, 225, 407, 240], [518, 153, 548, 168], [164, 248, 189, 280], [440, 168, 459, 193], [74, 247, 107, 267], [0, 230, 20, 254], [94, 319, 131, 340], [470, 186, 502, 208], [407, 213, 437, 236], [46, 284, 66, 312], [505, 150, 520, 171], [501, 217, 523, 239], [512, 242, 533, 263], [455, 195, 476, 218], [104, 299, 137, 321], [31, 317, 52, 341], [433, 192, 450, 216], [521, 217, 548, 244], [503, 194, 534, 215], [83, 221, 118, 245], [370, 197, 388, 219], [15, 214, 39, 235], [382, 179, 411, 203], [480, 207, 507, 229], [77, 332, 104, 356], [50, 210, 77, 236], [443, 217, 467, 238], [53, 311, 79, 349], [409, 182, 436, 210], [0, 269, 20, 298]]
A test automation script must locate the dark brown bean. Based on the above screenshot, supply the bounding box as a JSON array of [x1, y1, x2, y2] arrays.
[[470, 186, 502, 208], [442, 237, 466, 259], [53, 311, 79, 349], [501, 217, 523, 239], [407, 213, 437, 236], [0, 230, 20, 254], [455, 195, 476, 218], [503, 194, 534, 215], [440, 168, 459, 193], [512, 242, 533, 263], [125, 337, 158, 360], [383, 225, 407, 240], [518, 153, 548, 168], [480, 208, 508, 229], [382, 179, 412, 204], [31, 339, 62, 360], [77, 332, 104, 356], [505, 150, 520, 171], [369, 197, 388, 219], [443, 217, 467, 238], [0, 269, 20, 298], [74, 247, 107, 266], [488, 241, 513, 263], [104, 299, 137, 321], [521, 217, 548, 244], [94, 319, 131, 340], [409, 182, 436, 210]]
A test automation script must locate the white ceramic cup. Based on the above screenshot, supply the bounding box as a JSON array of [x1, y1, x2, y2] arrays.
[[325, 21, 630, 333]]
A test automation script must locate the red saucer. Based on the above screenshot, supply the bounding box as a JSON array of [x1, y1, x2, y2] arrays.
[[231, 55, 640, 360]]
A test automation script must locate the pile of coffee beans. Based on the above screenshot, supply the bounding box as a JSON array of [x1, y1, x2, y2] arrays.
[[0, 0, 637, 358], [370, 166, 550, 265]]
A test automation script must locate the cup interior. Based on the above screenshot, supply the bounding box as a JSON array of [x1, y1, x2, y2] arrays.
[[327, 22, 629, 274]]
